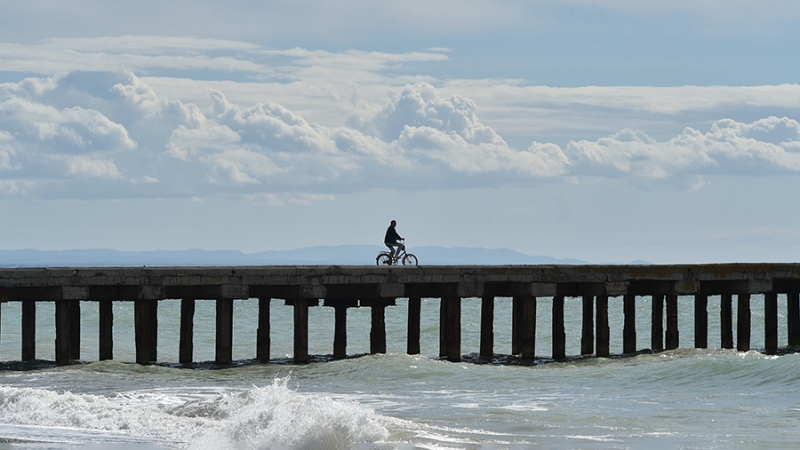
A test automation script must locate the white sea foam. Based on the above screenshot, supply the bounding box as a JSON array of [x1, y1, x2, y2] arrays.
[[0, 376, 390, 449]]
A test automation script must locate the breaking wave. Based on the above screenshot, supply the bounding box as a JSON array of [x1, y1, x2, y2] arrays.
[[0, 376, 390, 449]]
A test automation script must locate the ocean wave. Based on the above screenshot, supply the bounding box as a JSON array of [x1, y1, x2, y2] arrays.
[[0, 376, 390, 449]]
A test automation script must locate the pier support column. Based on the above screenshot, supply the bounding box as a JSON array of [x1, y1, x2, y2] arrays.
[[370, 304, 387, 354], [694, 294, 708, 349], [737, 294, 751, 352], [480, 295, 494, 359], [148, 301, 158, 362], [552, 295, 566, 360], [581, 296, 594, 355], [721, 294, 733, 349], [179, 298, 195, 365], [99, 300, 113, 361], [215, 298, 234, 365], [651, 294, 664, 351], [333, 305, 348, 359], [596, 295, 610, 357], [439, 298, 445, 357], [257, 298, 270, 362], [788, 291, 800, 347], [623, 294, 636, 354], [22, 300, 36, 361], [440, 296, 461, 362], [70, 300, 80, 360], [293, 299, 309, 364], [407, 296, 421, 355], [765, 292, 778, 354], [55, 300, 72, 365], [665, 295, 679, 350], [134, 300, 151, 365], [512, 296, 523, 355], [362, 298, 394, 355], [521, 295, 536, 360]]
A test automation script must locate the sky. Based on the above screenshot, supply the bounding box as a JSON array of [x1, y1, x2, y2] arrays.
[[1, 0, 799, 263]]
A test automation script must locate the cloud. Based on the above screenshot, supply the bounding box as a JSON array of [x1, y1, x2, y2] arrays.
[[438, 81, 800, 143], [0, 71, 799, 199], [565, 116, 800, 186], [0, 37, 269, 75], [9, 35, 800, 149], [351, 84, 568, 177], [0, 37, 446, 89], [64, 155, 121, 178]]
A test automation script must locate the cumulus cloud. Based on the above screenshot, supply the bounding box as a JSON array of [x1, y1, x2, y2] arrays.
[[0, 71, 799, 199], [0, 72, 562, 198], [351, 84, 568, 177], [565, 116, 800, 186]]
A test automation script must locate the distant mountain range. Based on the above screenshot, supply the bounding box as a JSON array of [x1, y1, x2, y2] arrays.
[[0, 246, 603, 267]]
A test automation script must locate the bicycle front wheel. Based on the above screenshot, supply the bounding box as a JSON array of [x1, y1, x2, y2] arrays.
[[377, 254, 392, 265], [402, 254, 418, 266]]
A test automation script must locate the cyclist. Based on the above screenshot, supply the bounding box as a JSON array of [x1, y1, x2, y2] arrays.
[[384, 220, 404, 261]]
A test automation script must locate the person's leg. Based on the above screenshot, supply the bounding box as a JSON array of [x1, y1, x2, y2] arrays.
[[386, 244, 395, 258], [397, 243, 405, 256]]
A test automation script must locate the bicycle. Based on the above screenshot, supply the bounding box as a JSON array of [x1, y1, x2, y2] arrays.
[[376, 240, 418, 266]]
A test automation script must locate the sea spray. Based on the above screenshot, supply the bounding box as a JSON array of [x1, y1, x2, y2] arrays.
[[182, 376, 390, 449], [0, 376, 390, 449]]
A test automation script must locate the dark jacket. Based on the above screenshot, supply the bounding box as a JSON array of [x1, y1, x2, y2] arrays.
[[384, 225, 402, 245]]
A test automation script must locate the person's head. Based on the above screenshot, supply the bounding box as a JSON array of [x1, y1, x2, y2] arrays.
[[390, 220, 396, 226]]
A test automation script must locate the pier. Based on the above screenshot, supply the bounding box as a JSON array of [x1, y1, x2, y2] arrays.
[[0, 264, 799, 365]]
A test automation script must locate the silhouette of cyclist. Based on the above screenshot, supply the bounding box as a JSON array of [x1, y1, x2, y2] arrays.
[[384, 220, 404, 260]]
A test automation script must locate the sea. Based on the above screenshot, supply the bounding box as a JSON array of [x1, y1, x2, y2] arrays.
[[0, 294, 799, 449]]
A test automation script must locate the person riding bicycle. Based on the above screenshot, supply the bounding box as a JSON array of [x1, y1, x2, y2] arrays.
[[384, 220, 405, 261]]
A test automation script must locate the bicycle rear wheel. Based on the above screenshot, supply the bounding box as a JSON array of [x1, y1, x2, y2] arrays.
[[377, 254, 392, 265], [402, 254, 418, 266]]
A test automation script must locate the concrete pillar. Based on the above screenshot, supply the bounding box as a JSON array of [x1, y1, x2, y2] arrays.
[[480, 295, 494, 359], [596, 295, 610, 357], [737, 294, 751, 352], [333, 305, 348, 359], [179, 298, 195, 365], [665, 294, 679, 350], [257, 298, 270, 362], [407, 296, 421, 355], [721, 294, 733, 349], [134, 300, 150, 365], [651, 294, 664, 351], [148, 300, 158, 362], [581, 296, 594, 355], [788, 292, 800, 347], [521, 295, 536, 360], [694, 294, 708, 349], [22, 300, 36, 361], [370, 303, 387, 354], [552, 295, 566, 360], [70, 300, 80, 360], [99, 300, 113, 361], [623, 294, 636, 354], [512, 296, 523, 355], [55, 300, 72, 366], [439, 297, 446, 358], [440, 296, 461, 362], [293, 299, 309, 364], [765, 292, 778, 354], [215, 298, 234, 364]]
